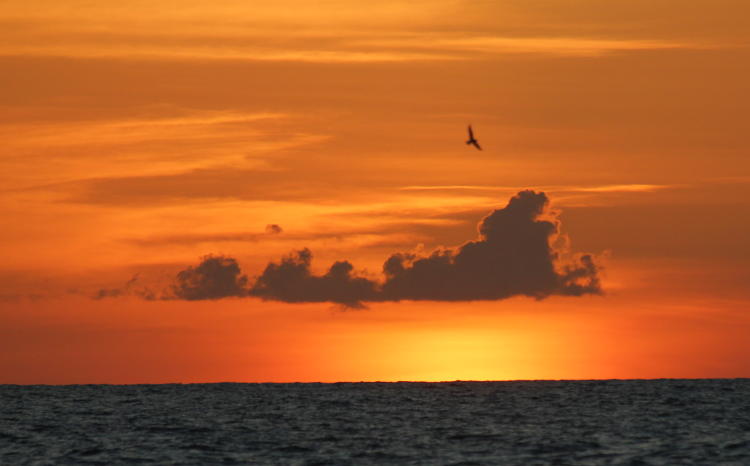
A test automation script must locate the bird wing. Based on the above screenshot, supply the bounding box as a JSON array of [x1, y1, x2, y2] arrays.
[[468, 125, 474, 139], [471, 140, 482, 150]]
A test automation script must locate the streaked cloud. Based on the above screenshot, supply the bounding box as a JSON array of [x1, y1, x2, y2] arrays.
[[400, 183, 674, 194], [575, 184, 672, 193], [1, 112, 287, 149], [124, 219, 457, 248], [0, 32, 711, 63], [0, 42, 459, 63], [358, 36, 702, 58], [401, 185, 518, 192], [1, 0, 453, 27], [0, 111, 327, 190], [0, 5, 720, 64]]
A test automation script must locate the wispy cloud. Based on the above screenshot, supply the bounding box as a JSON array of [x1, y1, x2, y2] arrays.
[[0, 17, 716, 63], [575, 184, 672, 193], [124, 219, 456, 248], [397, 184, 679, 210], [358, 35, 703, 57], [400, 185, 518, 192], [0, 111, 329, 191], [1, 0, 738, 63], [400, 184, 674, 194], [0, 43, 459, 63], [1, 112, 288, 148]]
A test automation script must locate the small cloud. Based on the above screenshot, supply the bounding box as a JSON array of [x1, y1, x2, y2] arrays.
[[94, 273, 156, 300], [265, 224, 283, 234], [171, 256, 248, 300], [250, 249, 377, 309], [95, 288, 124, 299]]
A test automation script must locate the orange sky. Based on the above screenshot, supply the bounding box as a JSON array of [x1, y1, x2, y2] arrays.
[[1, 0, 749, 383]]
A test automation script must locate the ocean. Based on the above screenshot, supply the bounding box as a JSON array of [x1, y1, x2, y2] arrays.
[[1, 379, 748, 464]]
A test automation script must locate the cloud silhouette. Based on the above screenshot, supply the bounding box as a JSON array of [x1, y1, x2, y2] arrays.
[[247, 190, 601, 307], [143, 190, 601, 306], [94, 273, 156, 300], [265, 224, 283, 234], [171, 255, 249, 300], [379, 190, 600, 300], [250, 249, 377, 309]]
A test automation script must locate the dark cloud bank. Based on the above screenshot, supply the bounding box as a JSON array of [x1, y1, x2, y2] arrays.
[[105, 191, 602, 307]]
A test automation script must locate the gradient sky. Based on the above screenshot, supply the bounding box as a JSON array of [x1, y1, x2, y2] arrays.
[[2, 0, 750, 383]]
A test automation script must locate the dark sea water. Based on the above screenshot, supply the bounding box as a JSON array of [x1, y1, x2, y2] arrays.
[[1, 379, 749, 465]]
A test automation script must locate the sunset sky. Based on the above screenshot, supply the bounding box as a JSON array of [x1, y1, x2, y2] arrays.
[[2, 0, 749, 383]]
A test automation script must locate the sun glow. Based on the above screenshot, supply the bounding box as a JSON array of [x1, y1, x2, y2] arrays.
[[386, 330, 523, 381]]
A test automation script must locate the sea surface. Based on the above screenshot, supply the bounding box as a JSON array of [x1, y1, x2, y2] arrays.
[[1, 379, 749, 465]]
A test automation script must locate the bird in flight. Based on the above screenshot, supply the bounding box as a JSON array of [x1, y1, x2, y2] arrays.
[[466, 125, 482, 150]]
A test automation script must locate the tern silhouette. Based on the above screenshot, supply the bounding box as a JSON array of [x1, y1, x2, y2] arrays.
[[466, 125, 482, 150]]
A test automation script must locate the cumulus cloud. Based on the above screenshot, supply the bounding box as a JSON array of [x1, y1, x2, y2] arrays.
[[131, 190, 600, 307], [248, 190, 601, 307], [171, 255, 249, 300], [379, 190, 599, 301], [250, 249, 377, 309]]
